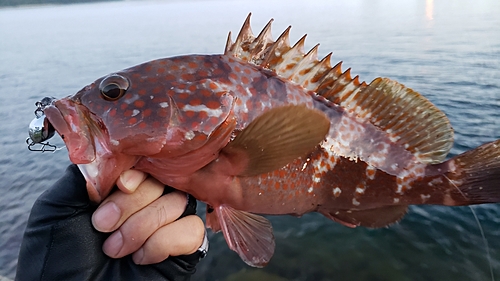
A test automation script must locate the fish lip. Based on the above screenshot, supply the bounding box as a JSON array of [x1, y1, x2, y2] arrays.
[[44, 99, 96, 164]]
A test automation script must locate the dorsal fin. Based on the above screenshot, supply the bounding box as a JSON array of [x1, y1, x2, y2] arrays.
[[224, 14, 454, 164]]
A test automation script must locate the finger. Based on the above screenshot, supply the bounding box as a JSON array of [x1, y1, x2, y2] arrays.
[[132, 215, 206, 265], [116, 169, 148, 193], [92, 177, 164, 232], [102, 190, 187, 258]]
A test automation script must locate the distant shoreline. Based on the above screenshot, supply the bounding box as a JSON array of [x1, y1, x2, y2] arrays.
[[0, 0, 120, 7]]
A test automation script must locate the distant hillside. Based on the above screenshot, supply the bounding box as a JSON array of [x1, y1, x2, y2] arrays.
[[0, 0, 119, 7]]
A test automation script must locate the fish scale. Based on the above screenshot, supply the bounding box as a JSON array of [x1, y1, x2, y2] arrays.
[[41, 14, 500, 268]]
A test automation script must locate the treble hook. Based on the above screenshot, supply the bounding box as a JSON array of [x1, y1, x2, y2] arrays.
[[26, 137, 58, 152]]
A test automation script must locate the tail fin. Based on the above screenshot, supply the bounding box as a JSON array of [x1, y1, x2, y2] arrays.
[[446, 139, 500, 204]]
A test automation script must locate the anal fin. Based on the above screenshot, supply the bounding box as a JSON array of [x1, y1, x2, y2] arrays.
[[322, 205, 408, 228], [221, 105, 330, 176], [214, 205, 275, 267]]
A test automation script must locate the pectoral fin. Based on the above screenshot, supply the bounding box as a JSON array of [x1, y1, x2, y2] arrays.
[[222, 104, 330, 176], [322, 205, 408, 228], [212, 205, 275, 267]]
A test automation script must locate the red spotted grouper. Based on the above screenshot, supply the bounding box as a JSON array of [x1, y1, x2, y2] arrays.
[[41, 14, 500, 267]]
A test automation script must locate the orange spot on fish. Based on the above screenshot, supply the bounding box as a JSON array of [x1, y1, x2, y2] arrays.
[[165, 74, 176, 81], [246, 101, 253, 111], [158, 109, 168, 117], [128, 117, 137, 125], [194, 134, 207, 142], [234, 66, 241, 73], [147, 77, 158, 84], [209, 82, 218, 90], [213, 68, 224, 76], [120, 103, 128, 110], [188, 61, 198, 69], [152, 121, 160, 128], [199, 111, 208, 119], [241, 76, 250, 84], [274, 182, 280, 190], [138, 89, 147, 96], [143, 109, 152, 117], [206, 100, 220, 110], [200, 89, 211, 97], [229, 72, 238, 80], [109, 108, 117, 117], [181, 73, 194, 81], [188, 84, 197, 92], [138, 122, 147, 129], [124, 110, 133, 117], [134, 100, 145, 108], [197, 70, 209, 77], [190, 98, 202, 106], [157, 68, 165, 74], [186, 111, 196, 118], [178, 93, 189, 100], [244, 68, 251, 75], [152, 86, 162, 94]]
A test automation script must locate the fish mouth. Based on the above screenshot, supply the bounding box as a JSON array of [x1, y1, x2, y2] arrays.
[[44, 99, 116, 202], [44, 99, 97, 164]]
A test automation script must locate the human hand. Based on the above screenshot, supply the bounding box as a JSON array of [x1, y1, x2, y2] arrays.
[[16, 165, 206, 281], [92, 169, 206, 265]]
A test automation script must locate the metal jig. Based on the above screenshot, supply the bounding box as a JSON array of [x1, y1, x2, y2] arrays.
[[26, 97, 58, 152]]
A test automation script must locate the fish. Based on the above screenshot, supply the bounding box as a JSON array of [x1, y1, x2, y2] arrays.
[[41, 14, 500, 267]]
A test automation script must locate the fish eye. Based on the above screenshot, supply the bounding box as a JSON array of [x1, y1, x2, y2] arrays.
[[99, 74, 130, 101]]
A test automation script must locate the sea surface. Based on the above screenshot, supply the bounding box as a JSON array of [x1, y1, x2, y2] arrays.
[[1, 0, 500, 280]]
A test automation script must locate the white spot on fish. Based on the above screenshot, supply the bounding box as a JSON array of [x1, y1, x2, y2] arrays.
[[302, 162, 308, 171], [184, 130, 195, 140], [183, 104, 223, 117], [110, 139, 120, 146], [355, 186, 366, 195], [150, 95, 154, 100], [428, 177, 443, 186], [420, 194, 431, 202], [312, 175, 321, 183], [365, 165, 376, 180], [393, 197, 400, 204], [159, 102, 169, 108], [352, 198, 360, 206], [308, 187, 314, 193], [132, 109, 140, 117], [333, 187, 342, 197]]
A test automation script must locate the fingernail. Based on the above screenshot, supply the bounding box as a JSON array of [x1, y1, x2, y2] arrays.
[[132, 248, 144, 264], [92, 202, 121, 232], [120, 170, 144, 192], [103, 230, 123, 257]]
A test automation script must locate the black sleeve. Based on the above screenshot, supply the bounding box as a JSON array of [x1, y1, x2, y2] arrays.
[[15, 164, 202, 281]]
